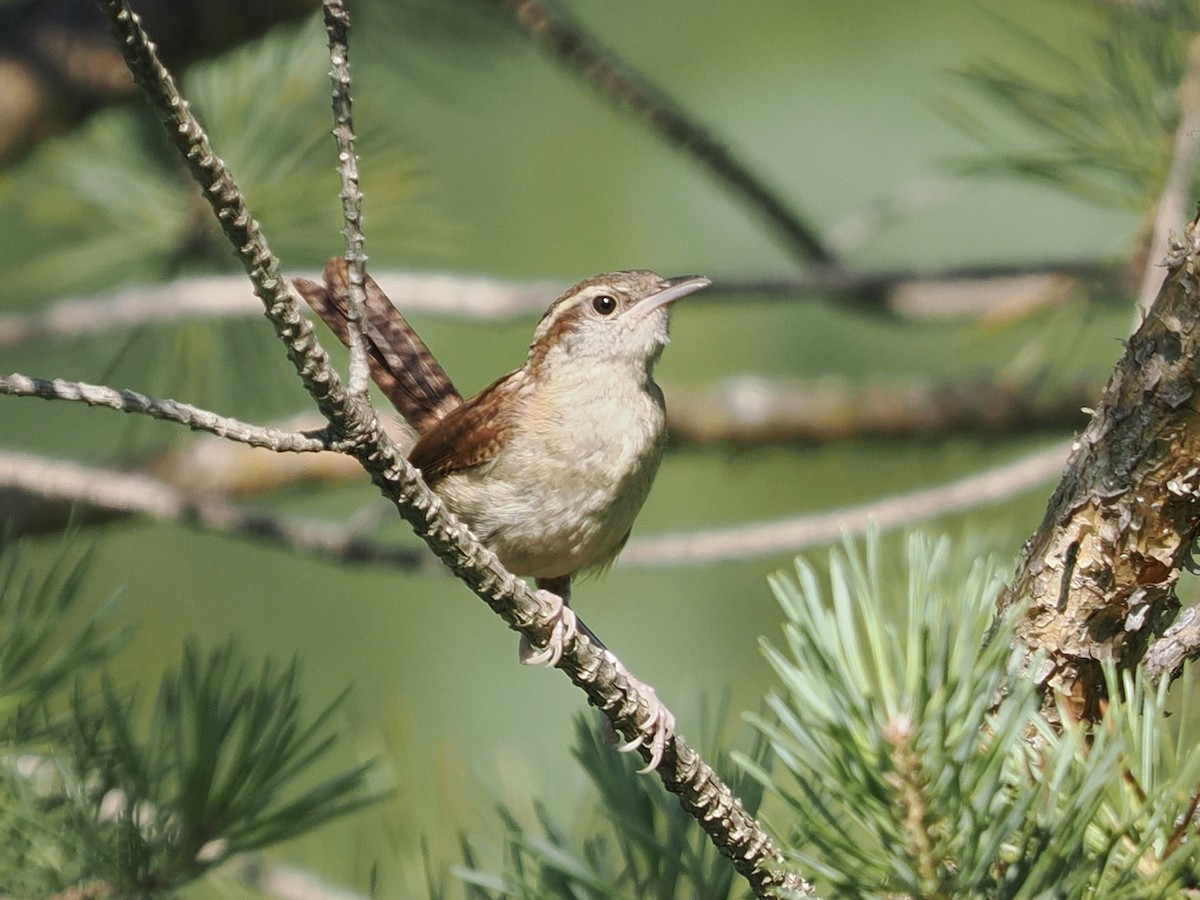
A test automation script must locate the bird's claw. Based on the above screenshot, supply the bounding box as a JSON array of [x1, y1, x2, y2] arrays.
[[519, 589, 578, 667], [613, 669, 676, 773]]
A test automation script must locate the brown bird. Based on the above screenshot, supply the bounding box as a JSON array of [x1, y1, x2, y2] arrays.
[[294, 259, 709, 766]]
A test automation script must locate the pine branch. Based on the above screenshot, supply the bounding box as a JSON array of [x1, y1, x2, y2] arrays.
[[487, 0, 839, 270], [94, 1, 810, 894], [623, 442, 1069, 567], [1000, 211, 1200, 722]]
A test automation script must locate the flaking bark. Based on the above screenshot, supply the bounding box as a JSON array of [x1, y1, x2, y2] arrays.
[[1000, 211, 1200, 722]]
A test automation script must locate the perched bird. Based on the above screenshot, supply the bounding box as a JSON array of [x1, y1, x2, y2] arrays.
[[294, 259, 709, 766]]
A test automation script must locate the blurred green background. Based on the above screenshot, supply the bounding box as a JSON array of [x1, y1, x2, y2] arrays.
[[0, 0, 1162, 893]]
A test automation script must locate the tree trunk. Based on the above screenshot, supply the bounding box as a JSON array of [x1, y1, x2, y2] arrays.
[[1000, 212, 1200, 723]]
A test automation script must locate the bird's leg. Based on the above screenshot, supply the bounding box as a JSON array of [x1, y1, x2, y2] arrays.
[[519, 575, 579, 667], [614, 678, 676, 772], [521, 577, 674, 771]]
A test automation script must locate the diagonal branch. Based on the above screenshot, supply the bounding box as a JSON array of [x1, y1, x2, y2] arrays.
[[96, 1, 810, 895], [489, 0, 838, 270]]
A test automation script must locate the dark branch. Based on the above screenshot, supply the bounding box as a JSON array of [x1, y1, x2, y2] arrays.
[[489, 0, 838, 270]]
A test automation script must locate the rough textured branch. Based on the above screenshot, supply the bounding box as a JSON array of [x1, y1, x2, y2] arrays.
[[0, 373, 329, 452], [1000, 211, 1200, 722], [322, 0, 370, 400], [97, 1, 808, 894], [489, 0, 837, 270], [1143, 604, 1200, 682]]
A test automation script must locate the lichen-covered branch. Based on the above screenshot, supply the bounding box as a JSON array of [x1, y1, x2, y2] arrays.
[[999, 212, 1200, 722]]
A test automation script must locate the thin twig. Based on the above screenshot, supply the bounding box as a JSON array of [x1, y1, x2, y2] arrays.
[[1135, 32, 1200, 319], [323, 0, 371, 401], [489, 0, 838, 270], [0, 373, 331, 453], [97, 2, 810, 894]]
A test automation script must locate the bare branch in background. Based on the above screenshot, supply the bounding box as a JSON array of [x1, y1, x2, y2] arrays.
[[623, 443, 1069, 567], [0, 450, 429, 570], [0, 443, 1069, 570], [668, 375, 1093, 445], [0, 259, 1117, 351], [487, 0, 839, 271]]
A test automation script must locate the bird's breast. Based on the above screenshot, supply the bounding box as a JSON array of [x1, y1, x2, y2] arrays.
[[433, 370, 667, 579]]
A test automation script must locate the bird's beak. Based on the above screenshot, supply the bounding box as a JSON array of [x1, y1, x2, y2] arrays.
[[625, 275, 711, 320]]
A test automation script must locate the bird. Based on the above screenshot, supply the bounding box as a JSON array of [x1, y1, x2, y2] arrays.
[[293, 258, 709, 767]]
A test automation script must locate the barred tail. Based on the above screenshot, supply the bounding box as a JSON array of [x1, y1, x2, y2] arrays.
[[293, 257, 463, 433]]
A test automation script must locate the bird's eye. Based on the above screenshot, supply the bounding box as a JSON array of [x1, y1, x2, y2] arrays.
[[591, 294, 617, 316]]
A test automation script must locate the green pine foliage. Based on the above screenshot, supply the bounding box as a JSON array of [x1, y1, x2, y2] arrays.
[[947, 0, 1200, 213], [449, 700, 772, 900], [448, 534, 1200, 898], [0, 14, 436, 304], [747, 534, 1200, 898], [0, 535, 377, 897]]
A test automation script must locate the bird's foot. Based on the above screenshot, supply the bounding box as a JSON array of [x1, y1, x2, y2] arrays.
[[519, 589, 578, 667], [610, 659, 676, 773]]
